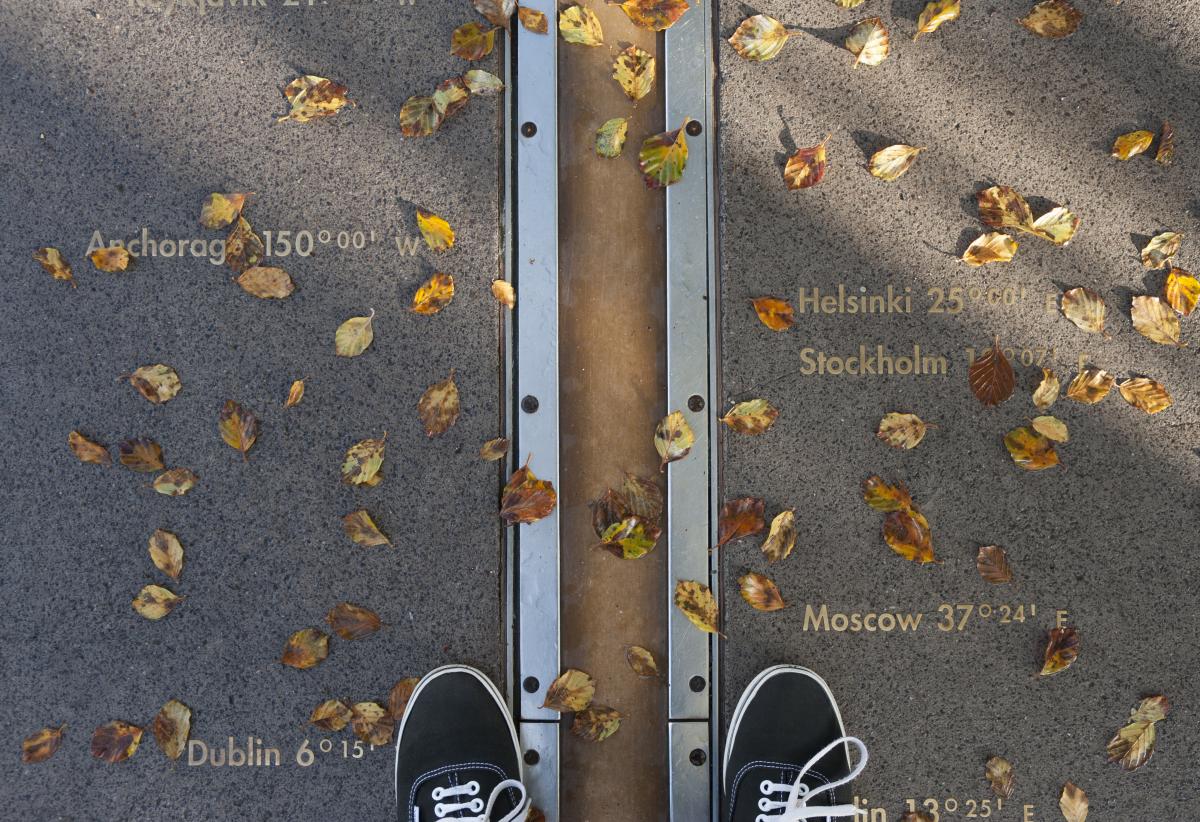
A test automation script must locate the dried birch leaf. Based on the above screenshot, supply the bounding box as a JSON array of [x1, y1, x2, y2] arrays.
[[474, 0, 515, 27], [343, 509, 391, 547], [1033, 368, 1060, 409], [1060, 782, 1088, 822], [720, 399, 779, 435], [784, 135, 830, 190], [1155, 121, 1175, 166], [1118, 378, 1173, 414], [69, 430, 111, 465], [480, 437, 511, 461], [500, 460, 558, 524], [883, 508, 937, 564], [876, 412, 930, 449], [1032, 415, 1069, 442], [717, 497, 765, 547], [219, 400, 259, 460], [33, 247, 74, 287], [91, 721, 142, 763], [674, 580, 719, 634], [1019, 0, 1081, 38], [622, 474, 663, 522], [351, 702, 394, 746], [416, 209, 455, 251], [869, 145, 923, 181], [388, 678, 420, 720], [963, 232, 1018, 266], [400, 95, 440, 138], [1004, 427, 1058, 471], [118, 438, 163, 472], [90, 247, 131, 273], [418, 372, 460, 437], [464, 69, 504, 95], [625, 646, 659, 678], [1040, 626, 1079, 676], [751, 297, 794, 330], [542, 669, 596, 712], [225, 216, 264, 273], [833, 0, 866, 7], [281, 628, 329, 669], [861, 475, 912, 512], [728, 14, 791, 61], [978, 185, 1034, 230], [901, 813, 934, 822], [599, 516, 660, 559], [1112, 130, 1154, 160], [572, 706, 621, 742], [517, 6, 548, 32], [451, 22, 497, 61], [655, 410, 695, 470], [914, 0, 960, 39], [985, 756, 1015, 799], [613, 0, 689, 31], [968, 341, 1015, 406], [739, 572, 785, 611], [1107, 695, 1169, 771], [434, 77, 470, 123], [491, 279, 515, 309], [22, 725, 65, 764], [613, 46, 655, 101], [1030, 206, 1080, 245], [1061, 287, 1107, 335], [976, 545, 1012, 584], [1066, 367, 1114, 404], [278, 75, 350, 122], [129, 364, 181, 404], [327, 602, 382, 640], [639, 122, 689, 189], [285, 379, 305, 408], [1141, 231, 1182, 269], [132, 585, 183, 620], [411, 272, 455, 314], [153, 699, 191, 761], [559, 5, 603, 45], [237, 266, 294, 299], [1131, 295, 1183, 346], [595, 117, 629, 158], [846, 17, 890, 66], [153, 468, 198, 496], [342, 435, 386, 486], [1164, 269, 1199, 315], [335, 310, 376, 357], [148, 529, 184, 581], [760, 510, 797, 563], [310, 699, 352, 732], [199, 193, 247, 229]]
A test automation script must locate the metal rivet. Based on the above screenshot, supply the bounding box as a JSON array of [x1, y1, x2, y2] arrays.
[[524, 749, 540, 766], [685, 120, 702, 136], [689, 675, 706, 693], [689, 748, 707, 766], [523, 676, 540, 693], [521, 395, 540, 413], [521, 122, 538, 138], [687, 394, 705, 412]]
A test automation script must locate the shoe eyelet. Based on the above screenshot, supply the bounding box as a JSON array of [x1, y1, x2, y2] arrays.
[[465, 781, 480, 796], [759, 780, 773, 795], [469, 798, 484, 812], [433, 803, 447, 816], [758, 798, 772, 811], [431, 788, 445, 800]]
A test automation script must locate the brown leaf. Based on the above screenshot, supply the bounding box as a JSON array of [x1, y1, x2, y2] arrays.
[[517, 6, 548, 32], [876, 412, 930, 449], [68, 430, 111, 466], [237, 266, 294, 299], [784, 135, 830, 190], [285, 378, 306, 408], [1040, 626, 1079, 676], [480, 437, 511, 461], [542, 669, 596, 712], [976, 545, 1013, 584], [91, 721, 142, 763], [977, 185, 1034, 230], [984, 755, 1015, 799], [968, 341, 1015, 406], [1004, 426, 1059, 471], [21, 725, 65, 764], [962, 232, 1018, 266], [591, 488, 630, 539], [621, 474, 663, 523], [90, 247, 132, 273], [717, 497, 765, 548], [500, 460, 558, 525], [418, 371, 460, 437], [118, 437, 164, 472], [225, 216, 264, 274], [129, 364, 182, 404], [411, 272, 455, 315], [219, 400, 259, 460], [1118, 377, 1173, 415], [674, 580, 720, 634], [1156, 121, 1175, 166], [277, 75, 352, 122], [132, 585, 183, 620], [1131, 295, 1183, 346], [400, 95, 441, 138], [350, 702, 394, 746], [625, 646, 660, 678], [152, 699, 191, 760], [281, 628, 330, 669], [720, 398, 780, 435], [861, 475, 912, 512], [1066, 367, 1114, 404], [148, 529, 184, 581], [1141, 231, 1183, 270], [900, 814, 935, 822], [1019, 0, 1082, 39], [739, 572, 786, 611], [571, 705, 621, 742], [1032, 368, 1060, 409], [388, 678, 420, 720], [310, 699, 353, 732], [326, 602, 382, 640], [751, 296, 795, 331], [473, 0, 515, 28], [153, 468, 198, 496], [1059, 782, 1089, 822], [1060, 287, 1107, 335], [1107, 695, 1169, 771], [760, 509, 797, 563], [882, 508, 937, 564], [1163, 268, 1199, 315], [342, 434, 386, 485], [343, 509, 391, 547], [33, 247, 75, 287]]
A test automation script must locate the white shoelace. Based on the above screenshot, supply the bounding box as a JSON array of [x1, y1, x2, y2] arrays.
[[755, 736, 869, 822], [421, 778, 530, 822]]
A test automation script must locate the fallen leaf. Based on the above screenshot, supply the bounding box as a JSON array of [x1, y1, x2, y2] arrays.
[[739, 572, 785, 611], [846, 17, 890, 66], [464, 69, 504, 95], [152, 699, 191, 760], [869, 145, 923, 181], [599, 516, 660, 559], [343, 509, 391, 547], [1019, 0, 1081, 39], [21, 725, 65, 764], [976, 545, 1013, 584], [118, 437, 164, 472], [335, 310, 376, 357], [861, 475, 912, 512], [435, 76, 471, 121], [33, 247, 74, 286], [1066, 367, 1114, 404], [1004, 426, 1059, 470], [285, 379, 305, 408], [132, 585, 183, 620], [1112, 129, 1154, 160], [400, 95, 441, 137], [751, 297, 795, 330], [1061, 287, 1107, 334], [310, 699, 352, 732], [1163, 269, 1199, 315], [91, 721, 142, 763], [68, 430, 111, 465], [968, 341, 1015, 406], [883, 508, 937, 563], [674, 580, 719, 634], [977, 185, 1034, 231], [225, 216, 264, 273], [281, 628, 329, 669], [1059, 782, 1088, 822], [237, 266, 294, 299], [572, 705, 621, 742], [728, 14, 791, 61], [784, 135, 830, 190], [451, 22, 497, 61], [720, 398, 779, 435], [326, 602, 382, 640], [591, 489, 629, 539], [613, 46, 655, 101], [612, 0, 689, 30], [1107, 695, 1169, 771], [1131, 295, 1183, 346], [985, 756, 1015, 799], [962, 232, 1018, 266], [128, 364, 182, 404], [199, 193, 248, 229], [1030, 206, 1080, 245], [639, 122, 689, 189], [914, 0, 960, 39], [595, 117, 629, 158], [410, 273, 456, 316], [277, 75, 351, 122], [480, 437, 511, 461], [474, 0, 515, 27], [351, 702, 394, 746], [388, 678, 420, 720], [1032, 368, 1060, 409], [342, 435, 386, 486], [900, 813, 935, 822], [418, 372, 460, 437], [1155, 121, 1175, 166], [1040, 626, 1079, 676], [219, 400, 259, 460], [542, 669, 596, 712], [1031, 415, 1069, 442], [148, 529, 184, 581], [622, 474, 663, 522], [517, 6, 548, 32], [500, 460, 558, 524], [625, 646, 659, 678], [654, 410, 695, 470], [876, 412, 930, 449], [90, 247, 131, 273], [1141, 231, 1182, 269], [153, 468, 198, 496], [833, 0, 866, 7], [559, 4, 603, 45], [1118, 377, 1173, 414], [717, 497, 765, 547], [760, 510, 797, 563], [416, 210, 455, 252]]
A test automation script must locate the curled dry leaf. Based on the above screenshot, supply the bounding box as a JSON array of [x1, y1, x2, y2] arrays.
[[1040, 626, 1080, 676], [1031, 415, 1069, 443], [129, 364, 182, 404], [327, 602, 382, 640], [595, 117, 629, 158], [225, 217, 264, 274], [1066, 367, 1114, 404], [491, 279, 515, 309], [784, 136, 830, 190], [148, 529, 184, 581], [517, 6, 548, 33], [655, 410, 695, 470], [119, 438, 163, 472], [625, 646, 660, 678], [388, 677, 420, 720], [281, 628, 329, 670], [639, 122, 689, 189], [751, 297, 795, 331], [962, 232, 1018, 267], [1060, 782, 1088, 822], [1164, 269, 1199, 315], [199, 192, 248, 229], [153, 468, 198, 496], [34, 247, 74, 286], [480, 437, 511, 461], [559, 4, 604, 46], [400, 95, 440, 138], [1032, 368, 1060, 409], [153, 699, 191, 761], [976, 545, 1013, 584], [418, 372, 460, 437], [285, 378, 305, 408], [968, 341, 1015, 407], [1118, 377, 1173, 414], [132, 585, 183, 620], [1004, 426, 1059, 471], [91, 721, 142, 763], [861, 475, 912, 512], [342, 435, 386, 485], [978, 185, 1034, 231], [869, 145, 923, 181], [1131, 295, 1183, 346], [416, 210, 455, 252], [739, 572, 785, 612], [343, 509, 391, 547], [451, 22, 497, 61], [22, 725, 66, 764], [728, 14, 791, 62], [500, 460, 558, 524], [1156, 121, 1175, 166], [219, 400, 259, 460], [1112, 130, 1154, 160], [474, 0, 515, 28], [883, 508, 937, 564], [237, 266, 294, 299], [351, 702, 394, 746], [1107, 695, 1169, 772], [721, 398, 779, 435], [1060, 287, 1107, 335], [1030, 206, 1080, 245], [760, 509, 797, 563], [434, 77, 470, 120], [542, 669, 596, 712], [335, 310, 376, 357], [985, 756, 1015, 799], [310, 699, 352, 732], [674, 580, 720, 634], [69, 430, 111, 465], [613, 0, 689, 31], [914, 0, 960, 39], [613, 46, 655, 101], [876, 412, 930, 449], [1141, 231, 1182, 269], [846, 17, 890, 66], [717, 497, 766, 548], [1019, 0, 1082, 39], [90, 247, 131, 273], [464, 70, 504, 95], [572, 706, 621, 742], [277, 75, 351, 122]]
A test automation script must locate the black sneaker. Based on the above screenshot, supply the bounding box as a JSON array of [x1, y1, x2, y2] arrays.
[[395, 665, 530, 822], [723, 665, 868, 822]]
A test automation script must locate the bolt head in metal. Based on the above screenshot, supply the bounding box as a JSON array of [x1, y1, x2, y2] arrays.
[[523, 676, 540, 693], [687, 394, 705, 412], [689, 675, 706, 693], [521, 122, 538, 138], [524, 749, 540, 766], [521, 395, 540, 414], [689, 748, 707, 766], [685, 120, 702, 136]]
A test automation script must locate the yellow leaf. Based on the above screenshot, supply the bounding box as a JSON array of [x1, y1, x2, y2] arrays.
[[237, 266, 294, 299], [751, 296, 795, 330], [654, 410, 695, 470], [412, 273, 455, 315], [342, 435, 386, 486], [480, 437, 510, 461], [542, 669, 596, 712], [1039, 626, 1079, 676], [977, 185, 1034, 230], [1118, 377, 1173, 414], [876, 412, 930, 449], [418, 371, 460, 437], [517, 6, 548, 32], [1059, 782, 1088, 822], [335, 310, 376, 357], [639, 122, 689, 189], [783, 136, 830, 190], [153, 468, 198, 496], [1111, 129, 1154, 160], [33, 247, 74, 287], [613, 45, 655, 101], [861, 475, 912, 512], [343, 509, 391, 547], [225, 216, 264, 273], [451, 22, 497, 61], [310, 699, 352, 732], [625, 646, 659, 678], [914, 0, 960, 39], [1141, 231, 1182, 269], [962, 232, 1018, 266], [595, 117, 629, 158], [846, 17, 890, 66], [350, 702, 394, 746], [1060, 287, 1106, 335], [1030, 206, 1080, 245], [199, 192, 248, 229], [491, 279, 516, 308], [1031, 415, 1068, 442], [720, 398, 779, 435], [118, 437, 164, 472], [728, 14, 791, 61], [218, 399, 259, 460], [21, 725, 66, 764], [280, 628, 329, 669], [91, 721, 143, 764], [559, 4, 603, 46], [1164, 269, 1199, 315], [1131, 295, 1183, 346], [739, 572, 786, 612], [152, 699, 191, 761], [434, 77, 470, 120], [1032, 368, 1060, 409], [674, 580, 719, 634], [599, 516, 660, 559], [1156, 120, 1175, 166], [400, 95, 441, 138], [984, 756, 1015, 799], [571, 705, 621, 742], [464, 70, 504, 95], [833, 0, 865, 7], [285, 378, 306, 408], [1066, 367, 1113, 404], [90, 247, 131, 273], [760, 510, 797, 563], [327, 602, 382, 640], [277, 75, 351, 123], [68, 430, 111, 466], [129, 364, 182, 404], [132, 585, 184, 620], [613, 0, 689, 30], [473, 0, 515, 28], [869, 144, 923, 181], [1107, 695, 1169, 772], [976, 545, 1013, 584], [416, 209, 455, 251], [1004, 426, 1059, 470], [500, 460, 558, 524], [1019, 0, 1082, 39], [148, 529, 184, 581], [882, 508, 938, 563]]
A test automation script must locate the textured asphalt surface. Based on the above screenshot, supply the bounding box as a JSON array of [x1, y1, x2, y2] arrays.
[[1, 2, 504, 819], [718, 0, 1199, 819]]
